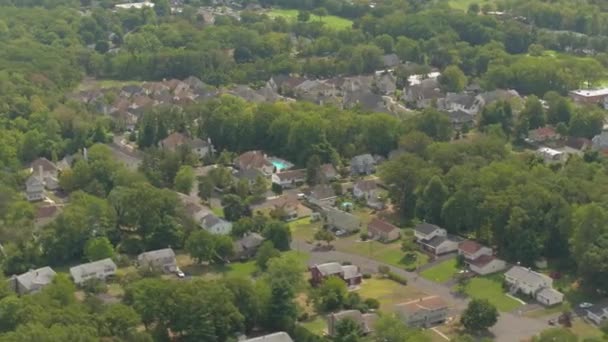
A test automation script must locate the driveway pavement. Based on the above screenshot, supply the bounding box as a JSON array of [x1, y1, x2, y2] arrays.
[[292, 239, 550, 341]]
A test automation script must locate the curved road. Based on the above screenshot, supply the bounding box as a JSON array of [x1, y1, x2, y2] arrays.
[[292, 239, 550, 341]]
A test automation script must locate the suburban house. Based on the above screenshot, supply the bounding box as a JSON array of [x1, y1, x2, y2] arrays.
[[30, 158, 59, 179], [69, 258, 118, 285], [235, 168, 266, 186], [569, 88, 608, 109], [159, 132, 212, 159], [350, 154, 376, 175], [264, 195, 311, 221], [381, 53, 401, 69], [8, 267, 56, 295], [504, 266, 564, 306], [137, 248, 177, 273], [367, 218, 401, 242], [244, 332, 293, 342], [310, 262, 362, 287], [307, 184, 337, 207], [395, 296, 449, 328], [592, 131, 608, 151], [325, 208, 362, 234], [184, 202, 213, 227], [404, 78, 443, 109], [234, 151, 275, 176], [34, 205, 61, 228], [527, 127, 560, 144], [320, 163, 339, 181], [201, 213, 233, 235], [458, 241, 506, 274], [353, 179, 384, 209], [233, 233, 264, 260], [458, 240, 492, 260], [25, 175, 45, 202], [474, 89, 521, 109], [271, 169, 306, 188], [414, 223, 460, 255], [327, 310, 378, 337], [437, 92, 478, 115], [536, 147, 567, 163], [586, 301, 608, 325], [444, 109, 475, 130]]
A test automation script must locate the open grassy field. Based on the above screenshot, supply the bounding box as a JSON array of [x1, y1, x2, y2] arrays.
[[334, 236, 429, 270], [448, 0, 495, 11], [358, 277, 427, 311], [289, 217, 321, 241], [463, 275, 523, 312], [267, 9, 353, 30], [421, 259, 460, 283]]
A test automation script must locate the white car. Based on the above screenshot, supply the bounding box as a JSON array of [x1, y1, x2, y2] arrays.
[[176, 268, 185, 278], [579, 302, 593, 309]]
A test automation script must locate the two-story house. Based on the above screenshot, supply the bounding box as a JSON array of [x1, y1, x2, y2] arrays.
[[414, 223, 461, 255], [159, 132, 213, 159], [271, 169, 306, 189], [367, 218, 400, 243], [504, 266, 564, 306], [25, 175, 45, 202], [137, 248, 177, 273], [69, 258, 117, 285], [458, 240, 506, 275], [8, 267, 56, 295], [310, 262, 362, 287], [327, 310, 378, 337], [201, 214, 233, 235], [395, 296, 448, 328], [234, 151, 275, 176], [233, 233, 264, 260]]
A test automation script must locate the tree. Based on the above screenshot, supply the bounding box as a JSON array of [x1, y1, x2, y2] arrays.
[[174, 165, 194, 194], [460, 299, 498, 332], [152, 0, 170, 16], [185, 230, 215, 263], [214, 235, 234, 262], [439, 65, 467, 93], [251, 175, 268, 202], [297, 10, 310, 22], [222, 194, 251, 222], [100, 303, 141, 338], [571, 204, 608, 289], [417, 175, 449, 225], [306, 155, 322, 186], [314, 229, 335, 246], [197, 176, 214, 201], [398, 131, 432, 157], [255, 241, 280, 271], [519, 95, 545, 130], [334, 318, 363, 342], [311, 276, 348, 312], [479, 101, 513, 135], [467, 3, 480, 15], [263, 220, 292, 251], [568, 109, 604, 138], [84, 237, 115, 262], [222, 277, 262, 333], [263, 280, 297, 332], [546, 94, 573, 125], [415, 109, 453, 141], [312, 8, 328, 22], [374, 314, 427, 342], [265, 253, 305, 291]]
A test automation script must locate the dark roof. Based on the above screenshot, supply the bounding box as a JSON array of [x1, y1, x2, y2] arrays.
[[201, 214, 222, 228], [587, 300, 608, 315], [445, 93, 476, 108], [238, 233, 264, 250], [30, 158, 57, 173], [355, 179, 377, 192], [414, 223, 441, 235], [468, 254, 496, 267], [382, 54, 401, 68], [368, 218, 399, 234], [424, 235, 447, 248], [459, 240, 484, 255], [446, 110, 475, 124], [275, 169, 306, 182]]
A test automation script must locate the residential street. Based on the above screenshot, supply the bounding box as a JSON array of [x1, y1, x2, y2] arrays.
[[291, 239, 550, 342]]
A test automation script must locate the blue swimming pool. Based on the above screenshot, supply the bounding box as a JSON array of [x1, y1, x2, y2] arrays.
[[269, 157, 294, 171]]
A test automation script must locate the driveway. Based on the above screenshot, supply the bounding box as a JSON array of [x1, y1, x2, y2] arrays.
[[292, 239, 550, 341]]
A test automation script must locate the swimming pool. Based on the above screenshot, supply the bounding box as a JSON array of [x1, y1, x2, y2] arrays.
[[269, 157, 294, 171]]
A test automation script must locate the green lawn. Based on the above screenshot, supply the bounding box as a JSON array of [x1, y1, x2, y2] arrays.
[[211, 206, 224, 218], [358, 277, 426, 311], [300, 316, 326, 335], [289, 218, 320, 241], [267, 9, 353, 30], [448, 0, 495, 11], [463, 275, 523, 312], [421, 259, 460, 283]]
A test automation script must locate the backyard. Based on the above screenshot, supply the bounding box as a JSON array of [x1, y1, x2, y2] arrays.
[[421, 259, 460, 283], [267, 9, 354, 30], [357, 277, 427, 311], [334, 236, 430, 271], [463, 275, 524, 312]]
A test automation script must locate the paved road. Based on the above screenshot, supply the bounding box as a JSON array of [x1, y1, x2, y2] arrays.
[[292, 240, 550, 341]]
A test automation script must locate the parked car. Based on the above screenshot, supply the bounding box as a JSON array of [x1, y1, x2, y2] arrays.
[[579, 302, 593, 309], [176, 268, 185, 278]]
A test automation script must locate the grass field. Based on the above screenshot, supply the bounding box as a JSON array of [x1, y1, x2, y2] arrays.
[[267, 9, 353, 30], [358, 277, 426, 311], [421, 259, 460, 283], [289, 217, 320, 241], [464, 275, 523, 312], [448, 0, 495, 11], [334, 236, 430, 270]]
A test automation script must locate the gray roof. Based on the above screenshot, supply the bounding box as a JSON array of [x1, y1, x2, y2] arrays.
[[351, 154, 375, 166], [12, 267, 56, 291], [592, 131, 608, 149], [342, 265, 360, 280], [382, 54, 401, 68], [26, 175, 43, 187], [415, 223, 442, 235], [504, 266, 552, 288], [69, 258, 117, 284], [201, 213, 222, 228], [537, 287, 564, 302], [587, 300, 608, 315], [446, 110, 475, 125], [236, 233, 264, 250], [424, 235, 447, 248], [326, 208, 361, 232], [315, 262, 344, 276], [137, 248, 175, 263], [444, 93, 476, 108], [244, 332, 293, 342]]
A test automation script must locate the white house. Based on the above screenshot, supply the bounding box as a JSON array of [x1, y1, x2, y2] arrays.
[[468, 255, 506, 275], [201, 213, 233, 235], [414, 223, 446, 242], [69, 258, 117, 285], [586, 301, 608, 325], [25, 175, 45, 202], [458, 240, 493, 261], [504, 266, 563, 306], [271, 169, 306, 188]]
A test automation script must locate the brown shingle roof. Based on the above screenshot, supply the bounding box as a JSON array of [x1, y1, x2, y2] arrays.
[[236, 151, 272, 170], [458, 240, 484, 255], [275, 169, 306, 182], [355, 179, 377, 192], [368, 218, 398, 234], [396, 296, 447, 314], [30, 158, 57, 173], [468, 254, 496, 268]]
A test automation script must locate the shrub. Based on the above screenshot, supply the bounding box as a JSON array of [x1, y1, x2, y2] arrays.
[[298, 312, 310, 322], [364, 298, 380, 310], [360, 232, 369, 241], [362, 273, 372, 279], [378, 265, 390, 274], [387, 271, 408, 285], [81, 278, 107, 294]]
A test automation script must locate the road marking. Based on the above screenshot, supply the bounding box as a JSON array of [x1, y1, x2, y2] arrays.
[[431, 327, 450, 341]]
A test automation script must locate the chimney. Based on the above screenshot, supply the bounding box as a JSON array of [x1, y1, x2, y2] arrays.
[[38, 165, 44, 181]]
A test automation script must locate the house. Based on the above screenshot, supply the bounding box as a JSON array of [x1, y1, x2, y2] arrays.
[[271, 169, 306, 188], [381, 53, 401, 69], [536, 147, 567, 163], [159, 132, 212, 159], [327, 310, 378, 337], [263, 195, 311, 221], [8, 267, 56, 295], [310, 262, 362, 287], [244, 332, 293, 342], [325, 208, 362, 234], [569, 88, 608, 109], [321, 163, 339, 181], [30, 158, 58, 179], [404, 78, 443, 109], [419, 235, 462, 255], [458, 240, 493, 261], [592, 131, 608, 150], [235, 151, 275, 176], [137, 248, 177, 273], [565, 136, 591, 152], [468, 255, 506, 275], [395, 296, 449, 328], [350, 154, 376, 176], [307, 184, 337, 207], [201, 214, 232, 235], [233, 233, 264, 260], [438, 93, 478, 115], [69, 258, 117, 285], [115, 2, 155, 10], [367, 218, 400, 242], [586, 301, 608, 325], [235, 168, 266, 186], [353, 179, 384, 209], [444, 110, 475, 130], [527, 127, 560, 144], [374, 73, 397, 95], [25, 175, 45, 202], [35, 205, 61, 228], [474, 89, 521, 109], [504, 266, 564, 306], [414, 223, 446, 242]]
